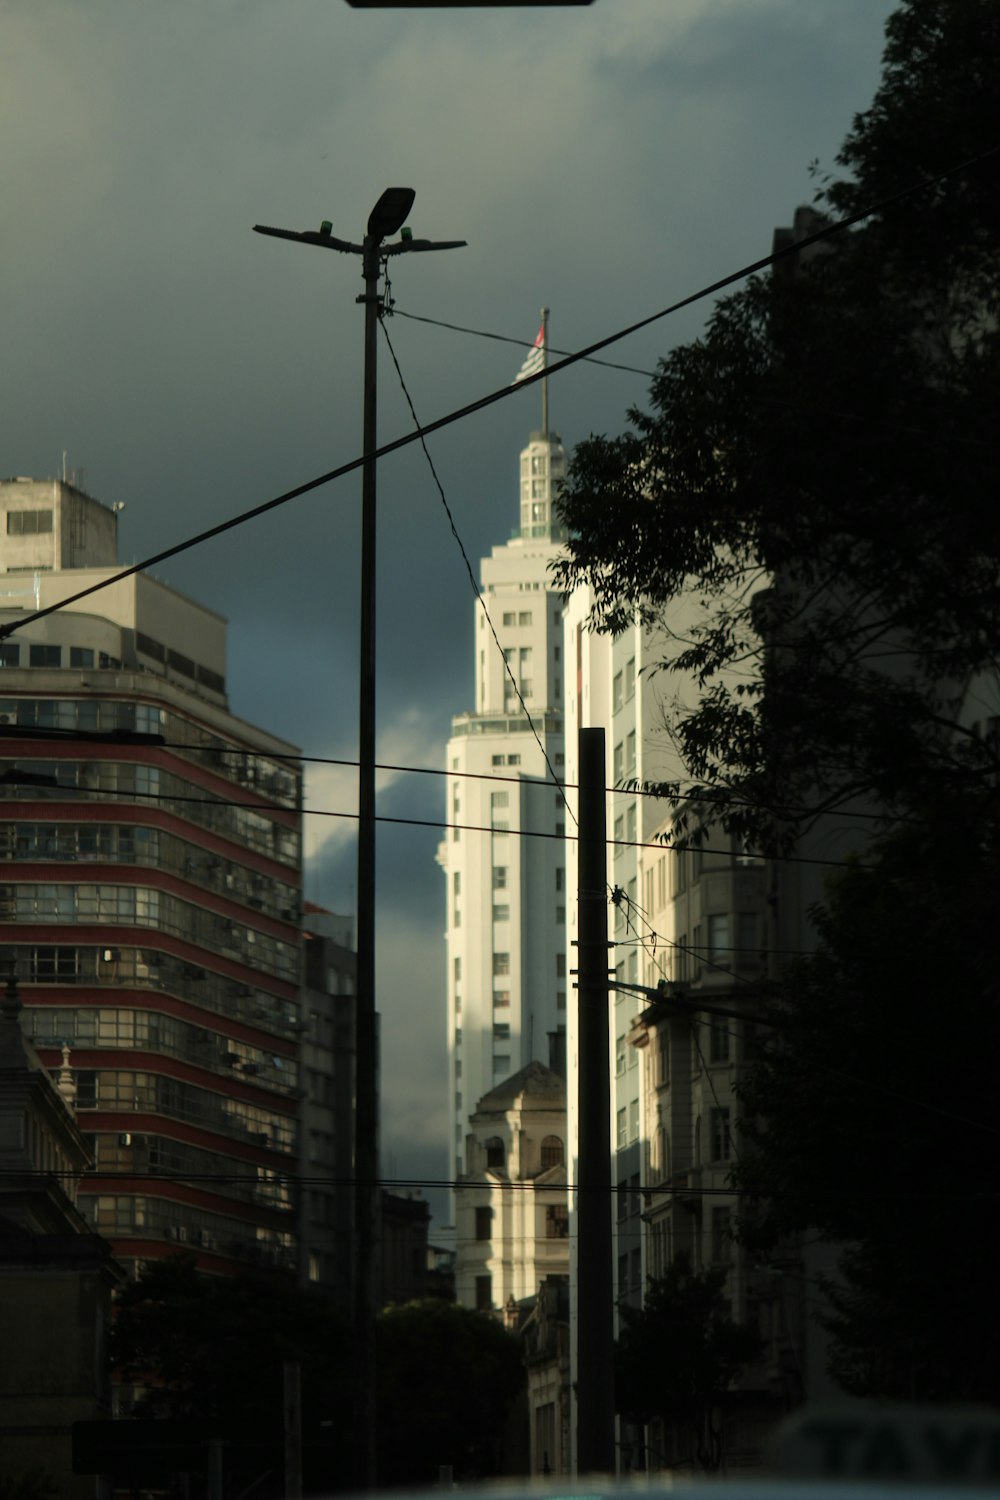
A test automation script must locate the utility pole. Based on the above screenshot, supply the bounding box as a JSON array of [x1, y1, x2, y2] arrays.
[[575, 726, 615, 1473], [253, 194, 465, 1488]]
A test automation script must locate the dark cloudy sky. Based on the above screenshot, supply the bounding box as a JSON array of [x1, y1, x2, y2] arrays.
[[3, 0, 896, 1229]]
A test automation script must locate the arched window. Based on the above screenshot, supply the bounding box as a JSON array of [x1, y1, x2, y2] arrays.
[[485, 1136, 505, 1169], [540, 1135, 564, 1169]]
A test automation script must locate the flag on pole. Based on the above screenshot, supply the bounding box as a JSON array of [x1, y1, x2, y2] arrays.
[[513, 323, 545, 384]]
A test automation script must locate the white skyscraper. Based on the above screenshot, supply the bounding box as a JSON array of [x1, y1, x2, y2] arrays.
[[440, 424, 568, 1188]]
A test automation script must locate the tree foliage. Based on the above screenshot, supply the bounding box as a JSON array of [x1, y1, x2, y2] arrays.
[[735, 816, 1000, 1400], [553, 0, 1000, 1396], [616, 1255, 761, 1471], [554, 0, 1000, 853], [111, 1255, 354, 1493], [375, 1298, 525, 1486]]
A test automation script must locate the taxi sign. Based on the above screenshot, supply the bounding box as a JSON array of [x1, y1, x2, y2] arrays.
[[771, 1404, 1000, 1484]]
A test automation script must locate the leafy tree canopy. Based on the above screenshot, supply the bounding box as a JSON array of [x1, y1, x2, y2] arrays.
[[375, 1298, 525, 1487], [111, 1255, 354, 1492], [735, 816, 1000, 1400], [554, 0, 1000, 1400], [554, 0, 1000, 853], [616, 1255, 761, 1470]]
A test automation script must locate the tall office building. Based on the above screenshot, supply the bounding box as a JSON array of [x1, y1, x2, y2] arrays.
[[0, 476, 304, 1277], [440, 428, 568, 1192]]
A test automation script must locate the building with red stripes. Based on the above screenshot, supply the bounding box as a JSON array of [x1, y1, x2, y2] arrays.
[[1, 475, 303, 1277]]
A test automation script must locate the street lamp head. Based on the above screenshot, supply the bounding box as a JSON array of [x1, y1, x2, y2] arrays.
[[367, 187, 415, 242]]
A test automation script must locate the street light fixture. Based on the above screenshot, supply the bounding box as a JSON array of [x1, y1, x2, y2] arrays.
[[253, 192, 465, 1488]]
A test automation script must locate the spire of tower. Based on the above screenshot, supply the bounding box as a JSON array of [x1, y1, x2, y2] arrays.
[[540, 306, 550, 439]]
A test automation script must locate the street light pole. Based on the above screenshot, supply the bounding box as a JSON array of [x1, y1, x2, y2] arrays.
[[253, 195, 465, 1488]]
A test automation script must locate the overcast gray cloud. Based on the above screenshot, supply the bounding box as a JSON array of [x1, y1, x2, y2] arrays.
[[3, 0, 896, 1230]]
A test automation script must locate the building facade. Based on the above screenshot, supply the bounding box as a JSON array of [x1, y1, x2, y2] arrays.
[[1, 476, 304, 1277], [299, 902, 356, 1297], [440, 431, 569, 1189], [454, 1060, 568, 1314]]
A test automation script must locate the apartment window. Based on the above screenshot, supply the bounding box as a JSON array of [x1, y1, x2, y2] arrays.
[[69, 646, 95, 668], [0, 644, 18, 667], [493, 991, 510, 1008], [708, 913, 730, 956], [614, 815, 624, 858], [626, 803, 636, 845], [626, 730, 636, 775], [612, 672, 623, 713], [738, 910, 759, 960], [628, 1098, 639, 1143], [710, 1107, 732, 1162], [541, 1136, 564, 1169], [709, 1017, 730, 1065], [493, 1054, 510, 1075], [556, 991, 566, 1011], [453, 957, 461, 983], [493, 1023, 510, 1042], [508, 754, 521, 766], [711, 1206, 732, 1264], [493, 952, 510, 976], [475, 1206, 493, 1241], [453, 872, 461, 896], [493, 904, 510, 923], [556, 906, 565, 925], [625, 656, 635, 699], [545, 1204, 568, 1239], [616, 1034, 626, 1075], [502, 612, 516, 626], [493, 866, 508, 890], [486, 1137, 505, 1169], [491, 791, 509, 810], [613, 742, 624, 783], [555, 954, 565, 979], [475, 1274, 493, 1311], [492, 754, 504, 766], [616, 1108, 628, 1150], [29, 645, 61, 668], [7, 509, 53, 535], [518, 611, 532, 626], [555, 867, 564, 893]]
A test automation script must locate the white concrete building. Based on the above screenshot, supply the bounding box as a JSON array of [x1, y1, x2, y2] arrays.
[[440, 430, 569, 1190], [454, 1060, 568, 1313]]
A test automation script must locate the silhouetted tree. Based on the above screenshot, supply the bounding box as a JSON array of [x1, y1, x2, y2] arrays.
[[616, 1255, 761, 1471]]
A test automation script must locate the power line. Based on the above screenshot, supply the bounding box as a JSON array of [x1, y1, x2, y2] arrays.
[[390, 306, 656, 378], [0, 778, 870, 871], [378, 317, 575, 830], [2, 141, 995, 647], [3, 1167, 995, 1201]]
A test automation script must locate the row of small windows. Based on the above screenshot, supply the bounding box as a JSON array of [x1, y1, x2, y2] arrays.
[[0, 882, 299, 982], [0, 635, 223, 695], [2, 820, 300, 921], [88, 1131, 292, 1210], [73, 1070, 296, 1153], [6, 943, 299, 1036], [0, 697, 298, 807], [28, 1006, 298, 1094], [0, 756, 299, 866], [6, 508, 53, 534], [0, 644, 121, 670], [79, 1194, 295, 1269]]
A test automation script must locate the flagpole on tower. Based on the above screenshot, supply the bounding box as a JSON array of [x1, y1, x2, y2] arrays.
[[540, 305, 549, 438]]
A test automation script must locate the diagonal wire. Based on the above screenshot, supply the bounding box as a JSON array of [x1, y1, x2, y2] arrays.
[[378, 315, 575, 823]]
